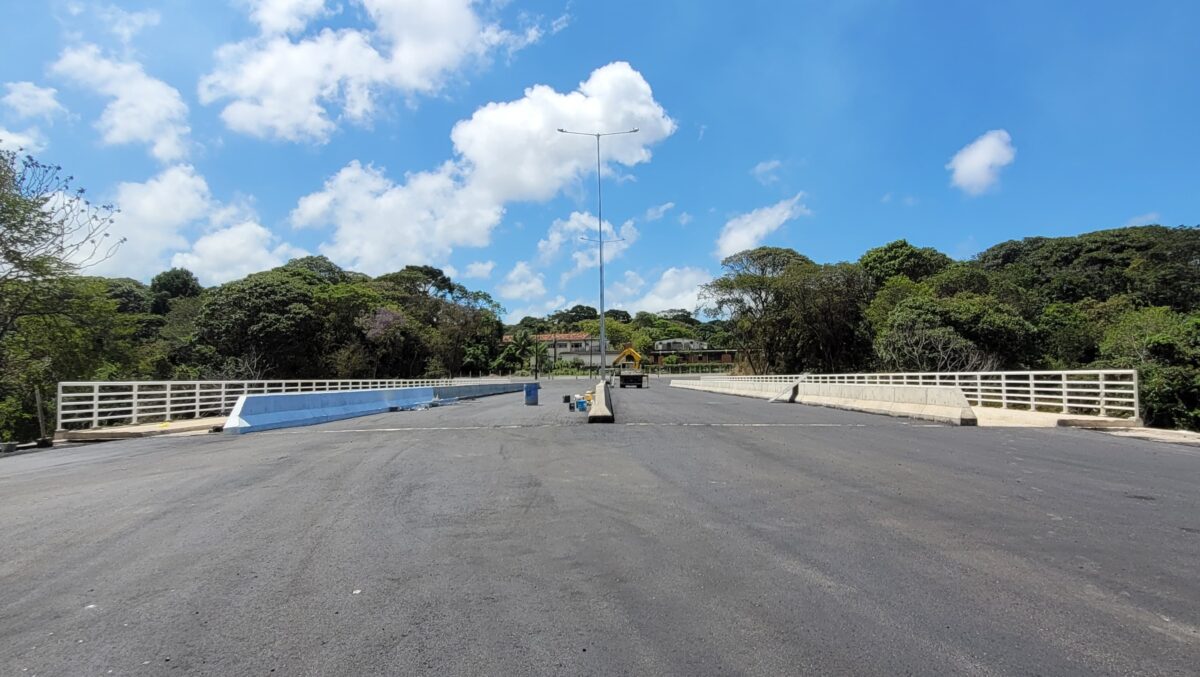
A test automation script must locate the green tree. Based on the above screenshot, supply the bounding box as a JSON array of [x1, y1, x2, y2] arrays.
[[1037, 302, 1101, 367], [781, 263, 874, 372], [576, 319, 634, 348], [604, 309, 632, 323], [1, 149, 120, 346], [548, 304, 598, 327], [864, 275, 928, 334], [700, 246, 811, 373], [105, 278, 153, 314], [1, 150, 124, 440], [195, 270, 322, 377], [282, 256, 355, 285], [1096, 307, 1200, 429], [926, 264, 991, 297], [874, 297, 996, 372], [858, 239, 952, 286], [149, 268, 202, 313], [658, 308, 699, 326]]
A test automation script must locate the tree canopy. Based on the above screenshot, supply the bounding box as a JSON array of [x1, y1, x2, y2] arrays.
[[2, 144, 1198, 439]]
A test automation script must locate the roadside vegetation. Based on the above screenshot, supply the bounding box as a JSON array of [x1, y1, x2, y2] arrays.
[[700, 230, 1200, 430], [2, 147, 1197, 439]]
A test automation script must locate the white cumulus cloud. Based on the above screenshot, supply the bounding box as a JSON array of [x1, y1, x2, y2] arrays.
[[496, 261, 545, 300], [946, 129, 1015, 196], [751, 159, 782, 185], [172, 220, 308, 285], [611, 270, 644, 298], [3, 82, 66, 119], [290, 160, 501, 274], [449, 61, 675, 202], [464, 260, 495, 279], [51, 44, 190, 162], [0, 127, 47, 153], [644, 201, 674, 221], [1122, 211, 1161, 228], [89, 165, 214, 279], [291, 61, 674, 274], [627, 267, 712, 314], [246, 0, 330, 34], [200, 0, 546, 142], [506, 294, 567, 322], [537, 210, 638, 285], [97, 5, 161, 45], [714, 193, 810, 259]]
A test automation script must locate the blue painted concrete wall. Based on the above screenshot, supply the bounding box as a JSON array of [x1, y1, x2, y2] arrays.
[[224, 383, 527, 434]]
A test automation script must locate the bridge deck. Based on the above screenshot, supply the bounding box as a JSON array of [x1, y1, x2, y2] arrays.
[[2, 382, 1197, 675]]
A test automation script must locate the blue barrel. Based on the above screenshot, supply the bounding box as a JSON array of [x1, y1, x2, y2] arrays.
[[524, 383, 539, 406]]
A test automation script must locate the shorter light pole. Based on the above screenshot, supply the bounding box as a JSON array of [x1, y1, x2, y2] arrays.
[[557, 126, 639, 378]]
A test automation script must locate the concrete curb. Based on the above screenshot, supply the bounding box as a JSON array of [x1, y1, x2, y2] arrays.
[[670, 380, 977, 426], [57, 420, 220, 441], [588, 380, 615, 423]]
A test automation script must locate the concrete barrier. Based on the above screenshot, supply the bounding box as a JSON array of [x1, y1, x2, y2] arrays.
[[224, 383, 527, 434], [671, 379, 977, 426], [433, 382, 526, 401], [588, 380, 615, 424]]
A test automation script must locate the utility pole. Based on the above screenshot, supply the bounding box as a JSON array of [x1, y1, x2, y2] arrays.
[[557, 127, 639, 378]]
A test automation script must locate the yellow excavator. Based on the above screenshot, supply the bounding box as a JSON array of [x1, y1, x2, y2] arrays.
[[612, 347, 649, 388]]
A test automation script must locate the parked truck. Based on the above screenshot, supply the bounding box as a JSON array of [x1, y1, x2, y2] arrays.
[[618, 369, 649, 388]]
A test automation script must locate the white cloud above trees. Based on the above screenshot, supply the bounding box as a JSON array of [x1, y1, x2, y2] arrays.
[[946, 129, 1015, 195], [199, 0, 546, 142], [89, 165, 213, 279], [291, 61, 674, 275], [51, 44, 191, 162], [171, 220, 308, 285], [496, 261, 546, 300], [537, 211, 638, 285], [0, 127, 46, 153], [626, 267, 712, 314], [714, 193, 810, 259], [2, 82, 66, 119], [464, 260, 495, 279]]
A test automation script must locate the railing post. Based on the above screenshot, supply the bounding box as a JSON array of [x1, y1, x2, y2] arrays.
[[193, 382, 201, 419], [1001, 373, 1008, 409], [91, 384, 99, 428], [1061, 373, 1068, 414], [56, 382, 64, 431], [165, 384, 173, 422], [1132, 370, 1141, 420], [132, 383, 140, 424], [1099, 373, 1108, 417]]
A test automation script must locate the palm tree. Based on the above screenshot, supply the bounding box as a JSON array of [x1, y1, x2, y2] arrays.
[[529, 341, 550, 379], [508, 330, 533, 376]]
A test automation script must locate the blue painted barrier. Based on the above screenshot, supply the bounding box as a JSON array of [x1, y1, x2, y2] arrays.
[[224, 382, 528, 434]]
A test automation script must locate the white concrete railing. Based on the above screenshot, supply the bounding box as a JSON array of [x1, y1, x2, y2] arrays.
[[698, 370, 1139, 418], [56, 378, 511, 430]]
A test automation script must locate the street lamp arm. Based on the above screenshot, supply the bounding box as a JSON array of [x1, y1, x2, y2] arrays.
[[556, 125, 641, 378], [557, 128, 640, 137]]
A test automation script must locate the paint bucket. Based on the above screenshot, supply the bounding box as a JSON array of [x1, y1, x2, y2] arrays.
[[524, 383, 539, 406]]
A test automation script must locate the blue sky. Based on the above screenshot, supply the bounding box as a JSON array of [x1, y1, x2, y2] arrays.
[[2, 1, 1197, 320]]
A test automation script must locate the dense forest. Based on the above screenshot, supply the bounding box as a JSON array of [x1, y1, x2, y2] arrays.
[[3, 147, 1198, 440], [700, 228, 1200, 430]]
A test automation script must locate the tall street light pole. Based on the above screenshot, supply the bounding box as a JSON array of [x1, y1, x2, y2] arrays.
[[557, 126, 639, 378]]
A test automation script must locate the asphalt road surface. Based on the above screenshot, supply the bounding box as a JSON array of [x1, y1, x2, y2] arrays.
[[2, 380, 1198, 675]]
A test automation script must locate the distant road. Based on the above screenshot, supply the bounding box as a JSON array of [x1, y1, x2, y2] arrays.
[[2, 382, 1197, 675]]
